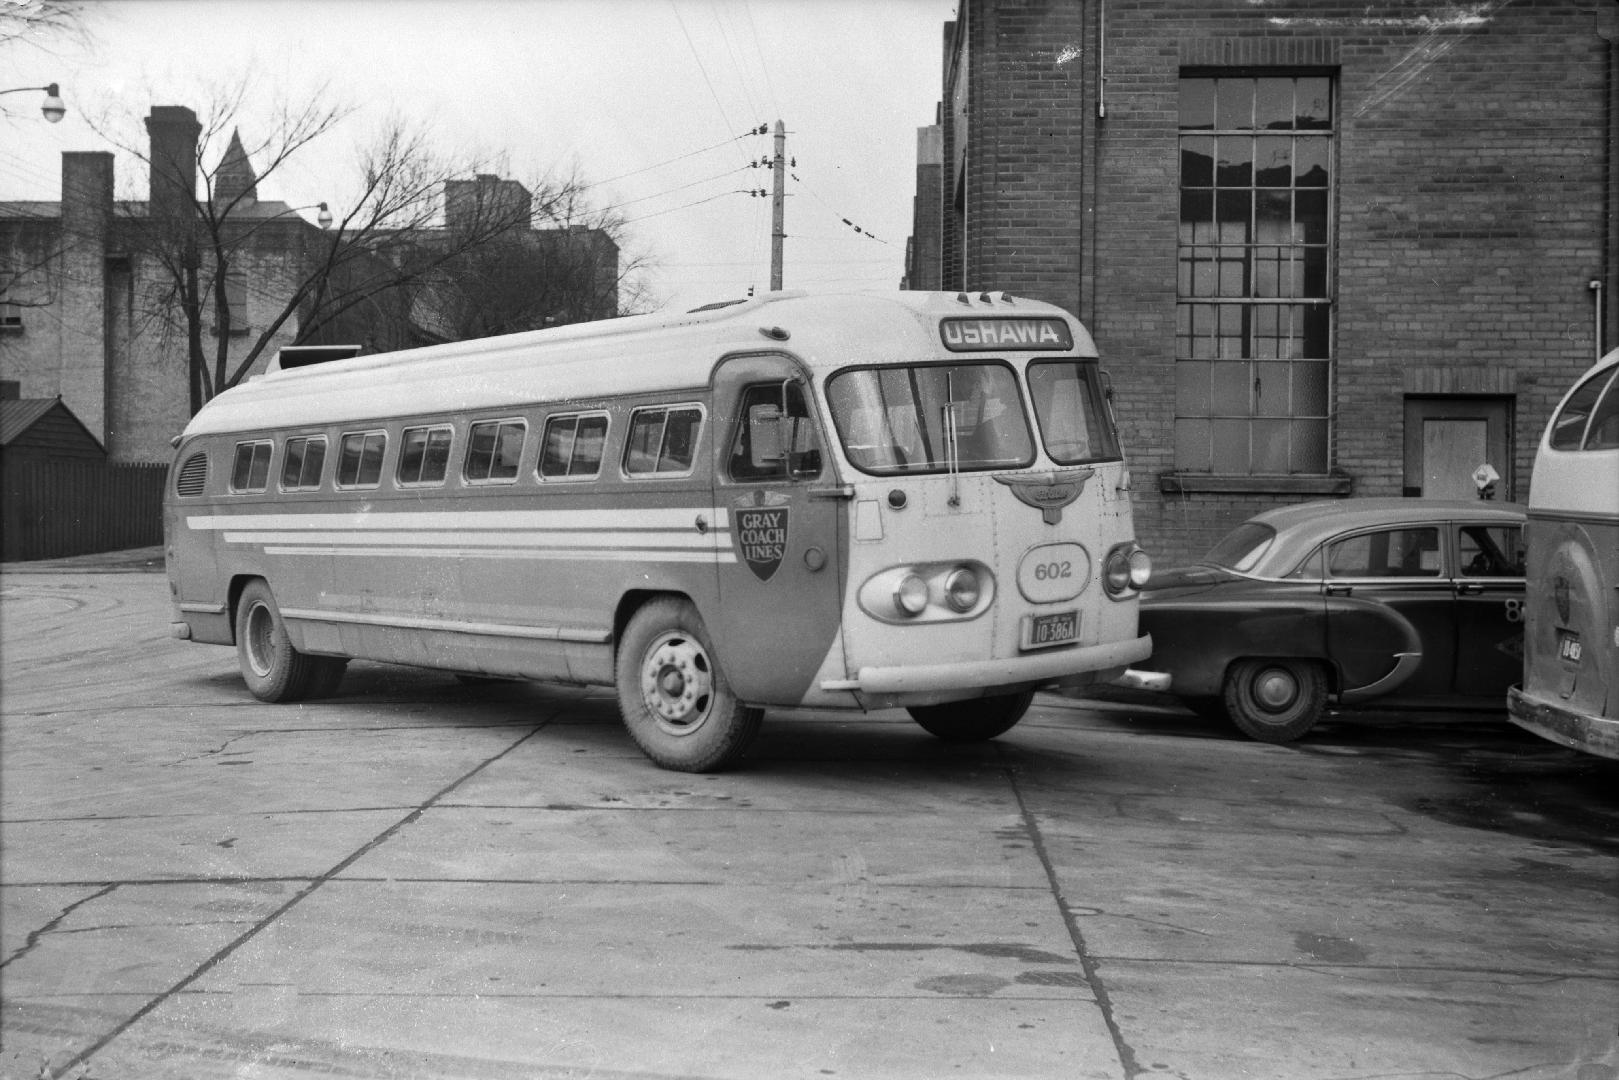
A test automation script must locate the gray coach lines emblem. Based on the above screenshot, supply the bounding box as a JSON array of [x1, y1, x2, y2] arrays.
[[733, 490, 791, 581], [994, 468, 1094, 525]]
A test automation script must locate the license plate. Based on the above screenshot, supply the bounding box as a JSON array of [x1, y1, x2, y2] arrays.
[[1557, 629, 1583, 665], [1022, 610, 1078, 650]]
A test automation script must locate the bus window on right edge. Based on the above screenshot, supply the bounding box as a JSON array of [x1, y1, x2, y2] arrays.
[[1028, 361, 1121, 464]]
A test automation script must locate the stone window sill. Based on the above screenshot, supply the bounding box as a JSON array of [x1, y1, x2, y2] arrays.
[[1158, 472, 1354, 496]]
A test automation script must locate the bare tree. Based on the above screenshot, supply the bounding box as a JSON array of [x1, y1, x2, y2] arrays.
[[0, 0, 87, 53], [102, 82, 608, 415]]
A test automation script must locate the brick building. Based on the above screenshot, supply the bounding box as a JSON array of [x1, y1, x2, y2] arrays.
[[907, 0, 1615, 564], [1, 108, 619, 465]]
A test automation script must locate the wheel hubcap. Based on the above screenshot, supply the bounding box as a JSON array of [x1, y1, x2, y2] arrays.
[[1254, 668, 1299, 712], [641, 632, 714, 735], [245, 602, 275, 677]]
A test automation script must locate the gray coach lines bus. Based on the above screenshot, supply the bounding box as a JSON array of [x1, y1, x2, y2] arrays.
[[165, 290, 1154, 771], [1508, 348, 1619, 759]]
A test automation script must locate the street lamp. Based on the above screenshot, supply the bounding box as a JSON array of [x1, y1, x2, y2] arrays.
[[0, 83, 67, 123], [317, 202, 332, 229]]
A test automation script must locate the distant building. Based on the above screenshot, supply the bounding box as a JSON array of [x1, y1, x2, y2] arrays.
[[0, 108, 619, 464], [906, 1, 1614, 564]]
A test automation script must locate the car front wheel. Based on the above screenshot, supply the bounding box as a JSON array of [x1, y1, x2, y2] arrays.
[[1222, 659, 1327, 743]]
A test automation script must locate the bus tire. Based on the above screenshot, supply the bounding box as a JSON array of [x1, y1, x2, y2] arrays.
[[235, 580, 324, 703], [907, 690, 1035, 742], [1222, 658, 1326, 743], [616, 597, 763, 772]]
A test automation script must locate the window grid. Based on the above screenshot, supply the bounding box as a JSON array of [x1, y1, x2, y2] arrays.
[[1177, 73, 1334, 476]]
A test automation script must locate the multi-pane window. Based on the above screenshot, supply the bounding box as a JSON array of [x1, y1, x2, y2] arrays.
[[624, 405, 703, 476], [397, 425, 454, 486], [336, 431, 387, 488], [279, 436, 326, 491], [229, 440, 273, 493], [1177, 73, 1333, 475], [540, 412, 609, 480], [464, 419, 526, 483]]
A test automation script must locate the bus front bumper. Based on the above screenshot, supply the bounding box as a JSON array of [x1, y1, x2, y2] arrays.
[[1507, 685, 1619, 760], [821, 635, 1153, 704]]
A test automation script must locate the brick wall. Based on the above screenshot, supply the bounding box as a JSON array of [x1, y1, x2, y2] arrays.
[[940, 0, 1615, 565]]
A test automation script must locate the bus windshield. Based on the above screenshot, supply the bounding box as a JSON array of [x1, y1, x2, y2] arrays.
[[827, 362, 1034, 474]]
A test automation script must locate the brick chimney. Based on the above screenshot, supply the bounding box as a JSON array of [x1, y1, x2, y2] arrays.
[[444, 174, 531, 234], [57, 151, 115, 443], [144, 106, 200, 219]]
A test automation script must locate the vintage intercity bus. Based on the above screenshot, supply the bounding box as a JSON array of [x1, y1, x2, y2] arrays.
[[1508, 348, 1619, 759], [165, 290, 1153, 771]]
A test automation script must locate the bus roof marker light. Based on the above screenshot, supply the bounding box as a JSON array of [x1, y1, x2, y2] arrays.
[[759, 326, 790, 341]]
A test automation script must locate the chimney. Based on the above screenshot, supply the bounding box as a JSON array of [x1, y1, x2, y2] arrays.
[[57, 151, 115, 443], [444, 174, 531, 235], [144, 106, 201, 219]]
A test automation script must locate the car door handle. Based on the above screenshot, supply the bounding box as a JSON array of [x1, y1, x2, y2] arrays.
[[1325, 584, 1353, 596], [1456, 581, 1484, 595]]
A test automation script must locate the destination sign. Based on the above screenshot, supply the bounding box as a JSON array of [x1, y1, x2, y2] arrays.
[[939, 317, 1074, 352]]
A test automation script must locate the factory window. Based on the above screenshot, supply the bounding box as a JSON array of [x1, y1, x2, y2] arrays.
[[1175, 73, 1334, 478]]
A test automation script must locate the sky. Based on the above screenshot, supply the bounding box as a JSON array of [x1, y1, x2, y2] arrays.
[[1, 0, 958, 314]]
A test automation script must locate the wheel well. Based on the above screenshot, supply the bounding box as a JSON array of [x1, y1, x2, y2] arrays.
[[612, 589, 692, 657], [225, 574, 264, 645]]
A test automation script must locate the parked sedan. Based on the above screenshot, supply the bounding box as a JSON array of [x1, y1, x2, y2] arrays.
[[1136, 499, 1526, 743]]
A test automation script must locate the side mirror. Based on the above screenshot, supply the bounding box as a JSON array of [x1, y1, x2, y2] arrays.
[[750, 405, 785, 465]]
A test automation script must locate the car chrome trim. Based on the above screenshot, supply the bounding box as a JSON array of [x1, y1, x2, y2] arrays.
[[1111, 667, 1172, 692], [1338, 650, 1422, 704]]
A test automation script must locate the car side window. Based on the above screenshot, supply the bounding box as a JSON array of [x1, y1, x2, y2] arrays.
[[1327, 527, 1441, 577], [1458, 524, 1525, 578]]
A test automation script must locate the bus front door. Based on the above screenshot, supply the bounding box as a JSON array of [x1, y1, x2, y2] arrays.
[[708, 355, 847, 706]]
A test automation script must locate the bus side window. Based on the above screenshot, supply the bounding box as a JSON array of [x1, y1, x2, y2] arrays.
[[625, 405, 703, 477], [398, 425, 453, 486], [280, 435, 327, 491], [336, 430, 387, 489], [729, 382, 821, 482], [230, 440, 274, 493], [540, 412, 609, 480], [465, 419, 526, 483]]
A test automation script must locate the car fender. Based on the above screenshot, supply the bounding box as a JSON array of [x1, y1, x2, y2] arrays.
[[1139, 590, 1329, 697], [1322, 593, 1425, 702]]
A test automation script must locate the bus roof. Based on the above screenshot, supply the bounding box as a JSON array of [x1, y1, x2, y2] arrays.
[[181, 290, 1098, 439]]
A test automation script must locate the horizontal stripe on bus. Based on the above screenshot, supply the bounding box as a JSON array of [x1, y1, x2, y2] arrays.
[[264, 545, 736, 563], [186, 508, 730, 532], [227, 529, 723, 550], [280, 607, 613, 644]]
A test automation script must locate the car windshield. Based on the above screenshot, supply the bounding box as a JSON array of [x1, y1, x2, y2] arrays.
[[826, 362, 1034, 475], [1202, 522, 1277, 573]]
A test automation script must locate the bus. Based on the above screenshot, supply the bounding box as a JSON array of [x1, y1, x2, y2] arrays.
[[1507, 348, 1619, 758], [164, 290, 1154, 771]]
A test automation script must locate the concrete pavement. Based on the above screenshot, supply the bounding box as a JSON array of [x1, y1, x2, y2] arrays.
[[2, 557, 1615, 1079]]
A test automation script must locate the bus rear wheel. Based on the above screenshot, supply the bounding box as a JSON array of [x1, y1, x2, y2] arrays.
[[616, 597, 763, 772], [235, 580, 340, 702], [907, 690, 1035, 742]]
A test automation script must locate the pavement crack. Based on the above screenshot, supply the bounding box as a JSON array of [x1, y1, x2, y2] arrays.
[[1003, 756, 1145, 1079], [0, 883, 117, 969]]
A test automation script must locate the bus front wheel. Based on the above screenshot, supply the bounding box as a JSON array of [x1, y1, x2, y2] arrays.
[[616, 597, 763, 772], [235, 580, 343, 702], [908, 690, 1035, 742]]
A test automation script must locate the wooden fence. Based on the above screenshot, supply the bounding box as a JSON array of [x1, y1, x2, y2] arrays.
[[2, 459, 167, 562]]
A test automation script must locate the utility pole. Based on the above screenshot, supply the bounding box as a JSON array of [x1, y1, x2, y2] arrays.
[[770, 119, 785, 291]]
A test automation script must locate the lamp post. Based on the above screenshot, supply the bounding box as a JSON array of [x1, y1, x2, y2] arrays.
[[0, 83, 67, 123]]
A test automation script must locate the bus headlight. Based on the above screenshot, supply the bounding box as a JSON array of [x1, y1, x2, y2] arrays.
[[859, 561, 995, 623], [943, 566, 980, 612], [1104, 543, 1149, 597], [894, 573, 930, 616]]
